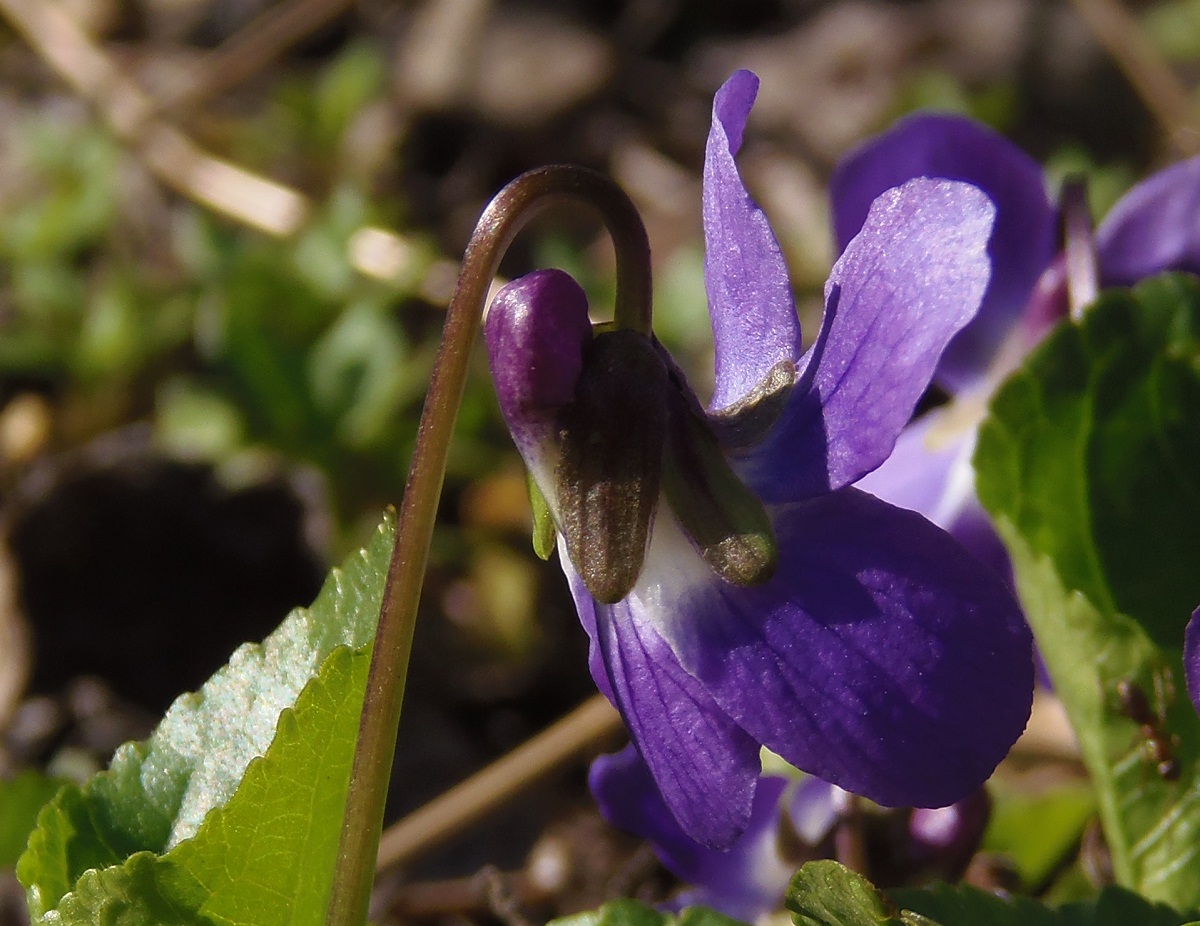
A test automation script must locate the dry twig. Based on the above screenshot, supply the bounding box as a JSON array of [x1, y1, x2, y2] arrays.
[[375, 694, 623, 872]]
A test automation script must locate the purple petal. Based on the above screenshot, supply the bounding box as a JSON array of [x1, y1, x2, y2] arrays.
[[740, 179, 996, 503], [567, 561, 762, 848], [485, 269, 592, 498], [703, 69, 803, 413], [831, 114, 1055, 392], [590, 745, 792, 921], [1186, 607, 1200, 716], [1096, 156, 1200, 285], [661, 489, 1032, 808]]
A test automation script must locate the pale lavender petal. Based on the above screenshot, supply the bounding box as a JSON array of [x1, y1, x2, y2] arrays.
[[831, 114, 1055, 392], [787, 776, 842, 845], [854, 408, 1010, 580], [568, 562, 761, 848], [739, 179, 995, 503], [590, 745, 792, 921], [1186, 607, 1200, 716], [484, 269, 592, 499], [853, 409, 969, 527], [1096, 156, 1200, 285], [703, 69, 803, 413], [660, 489, 1032, 808]]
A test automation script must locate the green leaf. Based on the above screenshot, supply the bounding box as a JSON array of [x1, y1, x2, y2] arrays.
[[0, 771, 68, 867], [18, 513, 396, 922], [786, 860, 901, 926], [785, 866, 1195, 926], [549, 899, 668, 926], [894, 882, 1195, 926], [548, 901, 747, 926], [974, 273, 1200, 907]]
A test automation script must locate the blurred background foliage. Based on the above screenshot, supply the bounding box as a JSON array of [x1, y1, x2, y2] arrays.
[[0, 0, 1197, 922]]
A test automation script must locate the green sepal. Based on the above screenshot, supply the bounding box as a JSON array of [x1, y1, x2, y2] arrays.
[[663, 390, 777, 587], [526, 470, 557, 561], [556, 330, 668, 603]]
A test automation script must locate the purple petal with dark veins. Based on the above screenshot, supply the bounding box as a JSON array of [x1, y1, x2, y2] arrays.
[[485, 268, 592, 497], [660, 489, 1032, 808], [739, 179, 995, 503], [1096, 156, 1200, 285], [1186, 607, 1200, 716], [831, 113, 1055, 392], [703, 69, 803, 413], [567, 559, 762, 848], [590, 745, 792, 921]]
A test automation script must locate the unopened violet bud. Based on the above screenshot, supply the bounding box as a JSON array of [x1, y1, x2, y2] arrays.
[[486, 269, 594, 521], [486, 269, 593, 424]]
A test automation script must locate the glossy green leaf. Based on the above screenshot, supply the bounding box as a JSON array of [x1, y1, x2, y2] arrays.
[[974, 273, 1200, 907], [786, 861, 900, 926], [18, 513, 396, 922]]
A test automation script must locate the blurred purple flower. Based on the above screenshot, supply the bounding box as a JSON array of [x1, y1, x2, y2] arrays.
[[1186, 608, 1200, 715], [590, 745, 990, 921], [844, 116, 1200, 571], [485, 70, 1033, 849]]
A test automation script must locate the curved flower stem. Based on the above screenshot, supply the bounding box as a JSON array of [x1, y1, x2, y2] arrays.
[[325, 165, 652, 926]]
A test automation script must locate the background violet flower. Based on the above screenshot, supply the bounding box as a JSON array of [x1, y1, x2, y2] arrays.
[[485, 70, 1033, 849], [843, 116, 1200, 572], [590, 745, 991, 922]]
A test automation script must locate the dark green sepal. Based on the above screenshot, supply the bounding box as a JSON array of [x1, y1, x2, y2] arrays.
[[709, 359, 795, 449], [663, 388, 777, 587], [556, 330, 669, 603], [526, 471, 557, 561]]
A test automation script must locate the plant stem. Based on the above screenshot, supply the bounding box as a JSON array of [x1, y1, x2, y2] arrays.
[[325, 165, 652, 926]]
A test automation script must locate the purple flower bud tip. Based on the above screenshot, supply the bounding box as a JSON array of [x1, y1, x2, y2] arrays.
[[485, 268, 592, 422]]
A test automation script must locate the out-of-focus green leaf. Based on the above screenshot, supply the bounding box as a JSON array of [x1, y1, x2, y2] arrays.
[[982, 782, 1095, 888], [0, 772, 67, 867]]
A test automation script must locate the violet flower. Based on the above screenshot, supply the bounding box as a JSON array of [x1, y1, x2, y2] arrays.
[[589, 745, 798, 922], [485, 70, 1033, 849], [844, 115, 1200, 570], [590, 745, 990, 921]]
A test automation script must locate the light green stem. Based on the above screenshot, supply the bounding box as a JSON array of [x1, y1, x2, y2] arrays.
[[325, 165, 651, 926]]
